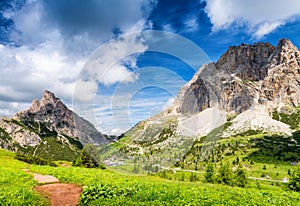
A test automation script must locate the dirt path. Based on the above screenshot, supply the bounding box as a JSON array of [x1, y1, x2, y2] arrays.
[[24, 169, 82, 206], [35, 183, 82, 206]]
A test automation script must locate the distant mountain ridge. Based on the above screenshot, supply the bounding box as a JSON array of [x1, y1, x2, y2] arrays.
[[0, 90, 108, 161]]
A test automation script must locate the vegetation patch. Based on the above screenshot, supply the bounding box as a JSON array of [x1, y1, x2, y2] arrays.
[[0, 149, 47, 205], [15, 152, 57, 167], [272, 107, 300, 129], [80, 183, 136, 205], [31, 136, 80, 161], [73, 146, 105, 169]]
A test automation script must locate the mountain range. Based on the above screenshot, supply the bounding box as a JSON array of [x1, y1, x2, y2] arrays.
[[1, 38, 300, 167]]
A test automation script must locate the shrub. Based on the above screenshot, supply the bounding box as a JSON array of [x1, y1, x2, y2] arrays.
[[289, 167, 300, 191], [205, 162, 215, 183], [80, 183, 136, 205], [15, 153, 57, 167], [217, 162, 233, 185], [234, 164, 247, 187]]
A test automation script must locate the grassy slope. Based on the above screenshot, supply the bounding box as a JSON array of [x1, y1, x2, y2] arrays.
[[26, 154, 300, 205], [1, 118, 81, 161], [1, 145, 300, 205], [0, 149, 47, 205]]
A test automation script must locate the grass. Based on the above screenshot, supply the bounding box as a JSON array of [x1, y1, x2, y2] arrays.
[[28, 162, 300, 205], [272, 107, 300, 129], [2, 145, 300, 205], [0, 149, 47, 205]]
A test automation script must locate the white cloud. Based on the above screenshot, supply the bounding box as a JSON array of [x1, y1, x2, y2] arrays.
[[254, 21, 283, 39], [0, 0, 157, 120], [0, 100, 30, 117], [163, 24, 175, 33], [203, 0, 300, 38], [109, 128, 123, 136], [0, 41, 82, 102], [184, 17, 199, 32], [81, 34, 147, 86]]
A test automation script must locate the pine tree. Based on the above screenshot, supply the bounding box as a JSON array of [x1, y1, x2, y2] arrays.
[[73, 146, 104, 168], [204, 161, 215, 183], [289, 167, 300, 191], [217, 162, 233, 185], [234, 163, 247, 187]]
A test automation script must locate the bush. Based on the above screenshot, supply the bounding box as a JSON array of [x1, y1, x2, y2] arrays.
[[205, 162, 215, 183], [289, 167, 300, 191], [15, 153, 57, 167], [217, 162, 233, 185], [206, 161, 247, 187], [234, 164, 247, 187]]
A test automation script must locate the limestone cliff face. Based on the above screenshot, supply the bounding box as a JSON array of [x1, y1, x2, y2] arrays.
[[15, 90, 108, 145], [0, 117, 41, 147], [173, 39, 300, 115]]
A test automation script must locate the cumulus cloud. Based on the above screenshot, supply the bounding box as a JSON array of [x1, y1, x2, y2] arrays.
[[0, 42, 82, 102], [0, 0, 158, 119], [203, 0, 300, 38], [0, 100, 30, 117], [81, 33, 147, 86]]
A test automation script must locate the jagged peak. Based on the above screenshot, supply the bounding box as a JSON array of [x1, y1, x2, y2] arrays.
[[276, 38, 297, 50], [28, 90, 65, 114], [270, 38, 300, 66], [41, 90, 59, 104], [216, 41, 275, 68]]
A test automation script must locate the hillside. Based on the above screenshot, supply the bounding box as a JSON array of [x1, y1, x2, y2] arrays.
[[100, 39, 300, 173], [0, 90, 108, 161], [1, 148, 300, 205]]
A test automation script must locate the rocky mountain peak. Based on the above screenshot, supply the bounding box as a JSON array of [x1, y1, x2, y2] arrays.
[[28, 90, 69, 121], [271, 39, 300, 67], [30, 90, 65, 113], [17, 90, 108, 145], [277, 38, 297, 51], [216, 41, 275, 81], [41, 90, 58, 104], [173, 38, 300, 116]]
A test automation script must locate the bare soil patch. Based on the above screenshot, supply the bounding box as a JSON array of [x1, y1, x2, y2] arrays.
[[35, 183, 82, 206]]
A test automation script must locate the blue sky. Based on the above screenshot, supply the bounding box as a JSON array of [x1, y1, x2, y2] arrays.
[[1, 0, 300, 135]]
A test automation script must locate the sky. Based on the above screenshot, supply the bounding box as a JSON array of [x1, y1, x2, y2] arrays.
[[1, 0, 300, 135]]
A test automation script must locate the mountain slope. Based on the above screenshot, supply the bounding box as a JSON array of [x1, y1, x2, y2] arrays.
[[101, 39, 300, 173], [0, 90, 108, 161]]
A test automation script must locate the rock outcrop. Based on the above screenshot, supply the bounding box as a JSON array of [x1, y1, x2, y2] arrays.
[[0, 118, 41, 147]]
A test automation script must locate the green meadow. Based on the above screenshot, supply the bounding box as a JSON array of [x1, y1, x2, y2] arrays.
[[1, 149, 300, 205]]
